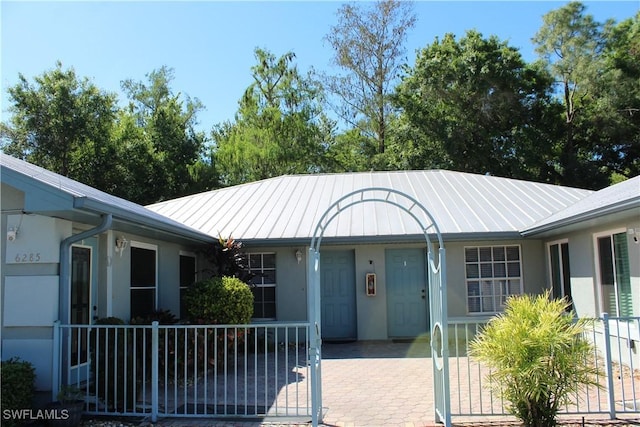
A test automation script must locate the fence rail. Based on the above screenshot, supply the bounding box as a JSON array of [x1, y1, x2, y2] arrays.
[[53, 322, 311, 422], [447, 315, 640, 419], [53, 315, 639, 423]]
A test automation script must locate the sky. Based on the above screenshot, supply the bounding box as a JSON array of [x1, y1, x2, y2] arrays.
[[2, 1, 639, 134]]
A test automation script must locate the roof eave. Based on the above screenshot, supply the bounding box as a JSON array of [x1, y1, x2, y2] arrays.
[[521, 198, 640, 237], [76, 198, 215, 244], [239, 231, 525, 248]]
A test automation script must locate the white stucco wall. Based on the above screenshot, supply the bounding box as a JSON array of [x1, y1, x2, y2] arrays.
[[544, 217, 640, 319]]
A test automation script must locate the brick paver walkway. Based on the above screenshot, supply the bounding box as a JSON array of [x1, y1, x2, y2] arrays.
[[139, 341, 639, 427]]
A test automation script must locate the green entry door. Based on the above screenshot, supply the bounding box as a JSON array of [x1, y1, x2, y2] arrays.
[[386, 248, 429, 338], [320, 250, 357, 340]]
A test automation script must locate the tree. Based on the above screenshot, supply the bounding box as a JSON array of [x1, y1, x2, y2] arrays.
[[212, 48, 326, 185], [590, 13, 640, 181], [1, 62, 119, 189], [394, 31, 559, 181], [532, 2, 609, 188], [324, 0, 416, 155], [121, 66, 208, 202]]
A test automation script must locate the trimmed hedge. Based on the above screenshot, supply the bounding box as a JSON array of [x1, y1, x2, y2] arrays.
[[182, 276, 253, 324], [1, 357, 36, 427]]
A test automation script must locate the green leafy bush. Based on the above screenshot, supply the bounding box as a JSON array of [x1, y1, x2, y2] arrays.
[[201, 235, 254, 283], [183, 276, 253, 324], [89, 317, 136, 412], [130, 308, 178, 325], [1, 357, 36, 427], [469, 292, 600, 427], [182, 277, 254, 370]]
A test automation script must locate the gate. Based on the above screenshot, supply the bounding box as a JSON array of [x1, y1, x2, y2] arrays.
[[308, 187, 450, 426]]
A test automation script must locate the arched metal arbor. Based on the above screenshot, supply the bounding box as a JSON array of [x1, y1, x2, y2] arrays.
[[307, 187, 451, 426]]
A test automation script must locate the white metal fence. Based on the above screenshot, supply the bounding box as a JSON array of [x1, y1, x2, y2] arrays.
[[53, 322, 312, 422], [448, 314, 640, 419], [53, 315, 639, 423]]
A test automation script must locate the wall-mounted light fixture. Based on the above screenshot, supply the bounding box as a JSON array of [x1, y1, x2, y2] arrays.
[[6, 227, 17, 242], [628, 228, 640, 244], [115, 236, 129, 256], [295, 249, 303, 264]]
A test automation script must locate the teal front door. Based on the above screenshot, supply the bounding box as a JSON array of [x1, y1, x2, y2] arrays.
[[321, 250, 357, 340], [386, 248, 428, 338]]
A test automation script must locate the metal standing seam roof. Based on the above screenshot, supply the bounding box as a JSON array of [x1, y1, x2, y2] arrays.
[[147, 170, 593, 243], [0, 153, 214, 243], [522, 175, 640, 236]]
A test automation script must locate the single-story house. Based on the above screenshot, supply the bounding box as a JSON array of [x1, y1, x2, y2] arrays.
[[1, 153, 215, 391], [2, 153, 639, 392], [147, 170, 639, 341]]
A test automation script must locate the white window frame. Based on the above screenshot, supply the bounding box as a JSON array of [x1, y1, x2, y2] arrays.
[[593, 228, 628, 317], [130, 241, 158, 317], [248, 252, 277, 320], [546, 238, 571, 300], [464, 244, 524, 315]]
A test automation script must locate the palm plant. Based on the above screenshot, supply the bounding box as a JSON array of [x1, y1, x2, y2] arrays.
[[469, 292, 601, 427]]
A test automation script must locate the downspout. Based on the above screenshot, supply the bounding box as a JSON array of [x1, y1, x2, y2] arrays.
[[53, 214, 112, 398]]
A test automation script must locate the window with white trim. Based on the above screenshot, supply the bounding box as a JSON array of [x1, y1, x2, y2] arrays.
[[248, 253, 276, 320], [465, 245, 523, 314], [595, 230, 632, 317], [130, 242, 157, 319], [547, 240, 573, 310], [179, 252, 197, 318]]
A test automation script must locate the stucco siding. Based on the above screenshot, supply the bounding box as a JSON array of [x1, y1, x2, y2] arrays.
[[549, 217, 640, 318], [107, 234, 202, 321], [243, 240, 546, 340], [2, 339, 53, 390], [444, 239, 546, 318], [240, 245, 308, 323]]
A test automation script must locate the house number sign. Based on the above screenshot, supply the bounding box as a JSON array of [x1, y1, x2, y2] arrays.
[[14, 253, 42, 263]]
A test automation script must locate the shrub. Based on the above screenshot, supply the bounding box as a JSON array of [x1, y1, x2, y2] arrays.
[[183, 276, 253, 324], [201, 235, 254, 283], [130, 308, 178, 325], [89, 317, 135, 412], [1, 357, 36, 427], [469, 292, 600, 427], [182, 277, 254, 370]]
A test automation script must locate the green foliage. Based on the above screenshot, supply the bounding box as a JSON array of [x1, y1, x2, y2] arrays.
[[532, 2, 611, 188], [201, 235, 253, 283], [212, 48, 325, 185], [0, 63, 212, 205], [0, 62, 118, 187], [469, 293, 601, 427], [121, 66, 209, 203], [129, 308, 178, 325], [90, 317, 136, 412], [592, 12, 640, 182], [323, 0, 416, 154], [56, 385, 83, 403], [1, 357, 36, 426], [394, 30, 559, 182], [183, 277, 253, 325]]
